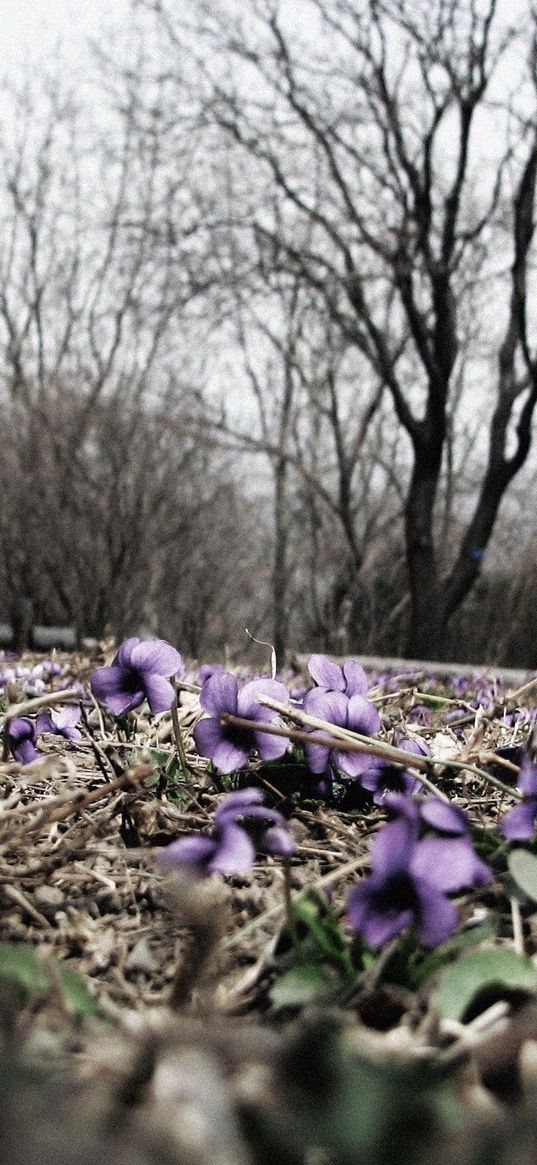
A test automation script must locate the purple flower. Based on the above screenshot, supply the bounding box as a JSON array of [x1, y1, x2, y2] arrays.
[[302, 688, 381, 778], [415, 797, 493, 890], [359, 736, 427, 804], [7, 717, 42, 765], [35, 706, 82, 742], [407, 704, 432, 726], [347, 797, 492, 948], [501, 755, 537, 840], [158, 786, 296, 876], [193, 672, 290, 773], [197, 662, 225, 685], [90, 637, 185, 716], [307, 654, 368, 698]]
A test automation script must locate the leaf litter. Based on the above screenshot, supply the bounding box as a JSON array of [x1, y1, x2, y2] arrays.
[[1, 645, 537, 1163]]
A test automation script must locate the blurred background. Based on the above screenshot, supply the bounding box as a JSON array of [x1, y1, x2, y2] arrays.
[[2, 0, 537, 667]]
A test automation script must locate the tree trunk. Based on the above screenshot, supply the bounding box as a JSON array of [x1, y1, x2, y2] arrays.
[[404, 438, 445, 658]]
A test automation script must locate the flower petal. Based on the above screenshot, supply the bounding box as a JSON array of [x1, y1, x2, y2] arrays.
[[500, 799, 537, 841], [334, 747, 377, 779], [238, 679, 289, 719], [357, 760, 385, 792], [303, 739, 331, 774], [370, 815, 418, 877], [307, 654, 344, 691], [35, 713, 56, 735], [346, 877, 413, 947], [193, 717, 226, 761], [90, 666, 144, 715], [262, 825, 297, 857], [420, 797, 469, 836], [210, 823, 255, 874], [303, 688, 347, 725], [215, 787, 264, 821], [411, 837, 492, 892], [211, 736, 251, 774], [143, 673, 176, 714], [52, 706, 82, 731], [14, 739, 42, 765], [157, 834, 217, 872], [342, 660, 368, 696], [200, 672, 239, 717], [254, 728, 290, 762], [414, 881, 459, 946], [347, 694, 381, 736], [114, 638, 141, 667], [129, 638, 184, 677], [518, 758, 537, 797]]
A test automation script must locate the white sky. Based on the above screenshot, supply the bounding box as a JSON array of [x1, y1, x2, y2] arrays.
[[0, 0, 131, 69]]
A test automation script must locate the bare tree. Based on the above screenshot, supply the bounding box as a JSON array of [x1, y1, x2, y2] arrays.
[[0, 69, 242, 647], [139, 0, 537, 657]]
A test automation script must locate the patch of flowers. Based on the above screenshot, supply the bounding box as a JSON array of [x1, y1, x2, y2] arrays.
[[5, 636, 537, 988], [86, 640, 525, 962], [0, 653, 73, 698]]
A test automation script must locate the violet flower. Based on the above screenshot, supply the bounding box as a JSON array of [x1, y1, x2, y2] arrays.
[[416, 796, 493, 890], [90, 637, 185, 716], [359, 736, 427, 804], [501, 755, 537, 840], [36, 706, 83, 742], [193, 672, 290, 773], [197, 662, 225, 685], [158, 787, 296, 876], [302, 687, 381, 778], [7, 717, 42, 765], [347, 797, 492, 948], [307, 653, 368, 698]]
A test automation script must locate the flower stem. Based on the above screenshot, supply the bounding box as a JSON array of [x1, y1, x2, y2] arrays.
[[171, 683, 190, 781], [0, 687, 83, 729], [256, 696, 524, 802], [282, 857, 302, 959]]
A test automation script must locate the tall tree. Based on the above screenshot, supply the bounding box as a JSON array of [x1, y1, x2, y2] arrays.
[[143, 0, 537, 657], [0, 69, 231, 643]]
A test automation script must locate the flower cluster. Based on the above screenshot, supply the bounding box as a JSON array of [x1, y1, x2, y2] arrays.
[[0, 656, 72, 697], [158, 787, 296, 877], [7, 706, 83, 764], [347, 796, 492, 948], [86, 641, 502, 951]]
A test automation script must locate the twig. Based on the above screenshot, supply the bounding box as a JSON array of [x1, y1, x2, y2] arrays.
[[221, 710, 451, 800], [0, 688, 83, 727], [220, 709, 523, 801], [222, 852, 369, 950], [2, 761, 154, 840], [511, 896, 525, 956]]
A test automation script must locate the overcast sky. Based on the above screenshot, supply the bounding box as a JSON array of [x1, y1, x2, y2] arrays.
[[1, 0, 130, 68]]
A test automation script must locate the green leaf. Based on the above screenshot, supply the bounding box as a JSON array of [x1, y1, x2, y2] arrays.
[[0, 943, 100, 1020], [0, 943, 49, 1002], [270, 964, 335, 1008], [290, 891, 353, 974], [434, 947, 537, 1021], [509, 849, 537, 902], [411, 920, 498, 987], [56, 965, 101, 1020]]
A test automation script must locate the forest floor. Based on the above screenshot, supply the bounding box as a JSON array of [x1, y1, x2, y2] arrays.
[[1, 644, 537, 1165]]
